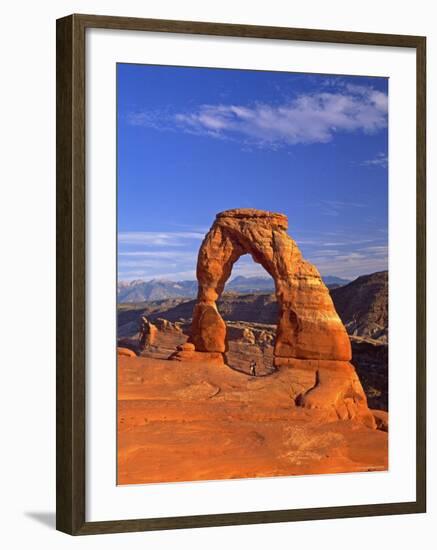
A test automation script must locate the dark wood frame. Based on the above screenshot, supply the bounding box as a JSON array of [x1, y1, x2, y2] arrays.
[[56, 13, 427, 536]]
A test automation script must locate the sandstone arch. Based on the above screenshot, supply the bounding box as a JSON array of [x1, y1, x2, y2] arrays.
[[189, 208, 351, 364]]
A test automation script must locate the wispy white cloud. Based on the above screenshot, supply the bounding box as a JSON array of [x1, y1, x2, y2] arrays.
[[118, 232, 203, 280], [118, 231, 204, 246], [117, 227, 388, 282], [118, 260, 178, 269], [128, 84, 388, 148], [320, 239, 376, 247], [167, 222, 211, 233], [175, 87, 388, 146], [119, 251, 196, 259], [118, 269, 197, 282], [294, 226, 388, 278], [321, 200, 366, 209], [312, 199, 367, 217], [361, 245, 388, 254], [308, 243, 388, 279], [360, 152, 388, 168], [118, 251, 197, 270], [127, 108, 175, 131]]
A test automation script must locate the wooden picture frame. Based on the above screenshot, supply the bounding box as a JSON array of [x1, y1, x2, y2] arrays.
[[56, 13, 426, 535]]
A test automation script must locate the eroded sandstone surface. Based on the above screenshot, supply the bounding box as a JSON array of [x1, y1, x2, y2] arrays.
[[118, 354, 387, 485]]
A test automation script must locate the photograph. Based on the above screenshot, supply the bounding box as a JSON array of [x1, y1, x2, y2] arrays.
[[116, 64, 389, 485], [1, 0, 431, 544]]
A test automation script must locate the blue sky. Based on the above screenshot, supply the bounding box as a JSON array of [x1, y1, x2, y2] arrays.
[[117, 64, 388, 282]]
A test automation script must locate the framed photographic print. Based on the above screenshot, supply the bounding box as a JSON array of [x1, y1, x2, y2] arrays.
[[56, 14, 426, 535]]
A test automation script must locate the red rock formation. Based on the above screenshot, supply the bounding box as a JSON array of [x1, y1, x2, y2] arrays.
[[117, 347, 136, 358], [190, 208, 351, 361], [154, 318, 182, 332], [180, 208, 374, 423], [372, 409, 389, 432], [138, 316, 158, 348], [293, 360, 375, 428], [118, 355, 386, 484]]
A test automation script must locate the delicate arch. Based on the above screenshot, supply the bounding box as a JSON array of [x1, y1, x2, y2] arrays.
[[190, 209, 351, 365]]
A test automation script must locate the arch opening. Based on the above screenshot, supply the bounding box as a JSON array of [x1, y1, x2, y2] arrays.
[[218, 254, 278, 376]]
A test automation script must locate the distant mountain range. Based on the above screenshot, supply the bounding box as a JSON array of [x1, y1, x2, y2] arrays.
[[117, 274, 351, 303], [118, 271, 388, 344], [117, 279, 198, 302]]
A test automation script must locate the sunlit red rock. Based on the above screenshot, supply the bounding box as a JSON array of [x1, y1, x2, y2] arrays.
[[117, 347, 136, 358], [173, 208, 377, 422], [190, 208, 351, 361], [118, 355, 386, 485]]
